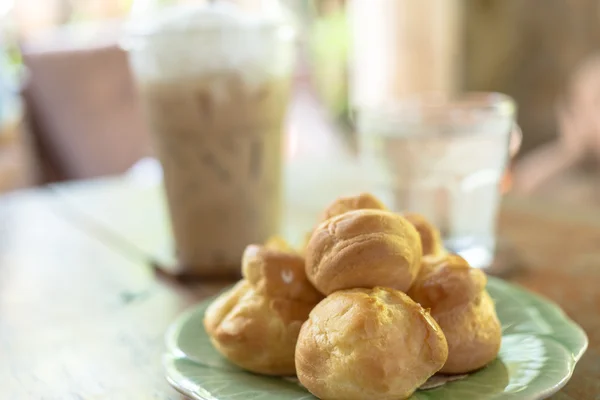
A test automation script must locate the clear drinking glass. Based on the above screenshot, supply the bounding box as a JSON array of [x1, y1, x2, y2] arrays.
[[356, 92, 517, 270]]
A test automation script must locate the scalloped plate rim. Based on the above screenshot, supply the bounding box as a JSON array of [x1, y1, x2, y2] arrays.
[[490, 279, 588, 363], [164, 277, 588, 400]]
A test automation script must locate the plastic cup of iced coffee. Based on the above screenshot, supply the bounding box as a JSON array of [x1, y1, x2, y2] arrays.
[[123, 1, 296, 277]]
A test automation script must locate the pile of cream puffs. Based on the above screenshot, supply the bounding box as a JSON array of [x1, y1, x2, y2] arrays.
[[204, 193, 502, 400]]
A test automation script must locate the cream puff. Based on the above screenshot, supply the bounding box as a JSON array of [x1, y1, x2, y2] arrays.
[[305, 209, 422, 295], [204, 242, 322, 376], [320, 192, 387, 222], [295, 287, 448, 400], [264, 235, 294, 252], [242, 243, 323, 304], [403, 212, 446, 257], [408, 254, 502, 374], [299, 193, 388, 256]]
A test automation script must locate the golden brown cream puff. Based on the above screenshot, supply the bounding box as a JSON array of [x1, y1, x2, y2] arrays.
[[295, 287, 448, 400], [242, 244, 323, 304], [299, 193, 388, 256], [204, 280, 316, 375], [305, 209, 422, 295], [412, 253, 457, 289], [408, 254, 501, 374], [204, 241, 322, 376], [403, 212, 445, 257], [264, 235, 294, 252], [320, 192, 387, 222]]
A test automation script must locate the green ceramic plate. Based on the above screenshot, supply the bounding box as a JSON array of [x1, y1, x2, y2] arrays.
[[163, 277, 588, 400]]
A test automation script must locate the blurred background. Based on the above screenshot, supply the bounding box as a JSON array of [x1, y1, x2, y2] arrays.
[[3, 0, 600, 207]]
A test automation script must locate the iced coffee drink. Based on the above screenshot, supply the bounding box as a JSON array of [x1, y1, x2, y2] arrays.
[[125, 2, 295, 276]]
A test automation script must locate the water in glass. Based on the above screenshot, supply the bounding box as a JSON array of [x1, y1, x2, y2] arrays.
[[357, 94, 516, 269]]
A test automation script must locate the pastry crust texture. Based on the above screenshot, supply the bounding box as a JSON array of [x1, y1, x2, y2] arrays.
[[320, 192, 388, 222], [295, 287, 448, 400], [306, 209, 422, 295], [204, 242, 322, 376], [408, 254, 502, 374], [403, 212, 446, 257], [242, 244, 323, 304], [300, 193, 388, 256]]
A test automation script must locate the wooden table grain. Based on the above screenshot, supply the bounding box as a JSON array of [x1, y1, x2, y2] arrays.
[[1, 179, 598, 399], [0, 187, 227, 400]]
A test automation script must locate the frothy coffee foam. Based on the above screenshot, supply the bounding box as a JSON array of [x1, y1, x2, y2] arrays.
[[126, 1, 295, 90]]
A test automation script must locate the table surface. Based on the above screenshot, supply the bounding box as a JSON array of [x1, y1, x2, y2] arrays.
[[1, 177, 599, 400]]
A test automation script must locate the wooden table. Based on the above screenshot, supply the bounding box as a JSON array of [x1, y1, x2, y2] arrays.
[[1, 177, 599, 399]]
